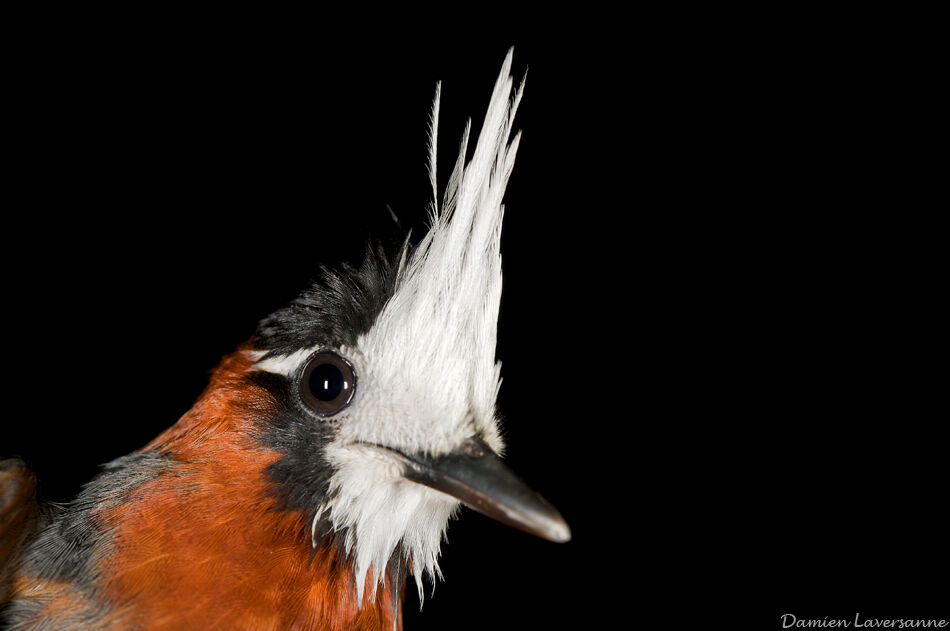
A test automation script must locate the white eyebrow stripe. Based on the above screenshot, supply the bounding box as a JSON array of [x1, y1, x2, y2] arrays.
[[248, 347, 317, 376]]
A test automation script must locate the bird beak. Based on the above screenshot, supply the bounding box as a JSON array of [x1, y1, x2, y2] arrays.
[[373, 437, 571, 543]]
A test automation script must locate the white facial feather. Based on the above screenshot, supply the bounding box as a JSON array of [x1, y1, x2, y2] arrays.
[[249, 347, 315, 376], [352, 49, 522, 459], [320, 443, 459, 603], [252, 50, 523, 605]]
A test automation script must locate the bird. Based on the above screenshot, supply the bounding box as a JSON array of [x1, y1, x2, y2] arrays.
[[0, 48, 569, 631]]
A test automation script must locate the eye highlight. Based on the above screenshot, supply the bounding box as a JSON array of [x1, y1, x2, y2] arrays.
[[299, 351, 357, 416]]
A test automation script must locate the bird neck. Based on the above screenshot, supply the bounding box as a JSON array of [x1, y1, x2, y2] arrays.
[[98, 490, 403, 630], [100, 348, 405, 631]]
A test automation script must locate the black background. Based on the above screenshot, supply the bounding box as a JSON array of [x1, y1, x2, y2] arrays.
[[4, 10, 945, 630]]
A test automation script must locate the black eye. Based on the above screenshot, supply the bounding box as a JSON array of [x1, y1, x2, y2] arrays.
[[300, 351, 357, 416]]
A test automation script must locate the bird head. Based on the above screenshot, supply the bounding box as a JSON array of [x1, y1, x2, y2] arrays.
[[224, 50, 568, 605]]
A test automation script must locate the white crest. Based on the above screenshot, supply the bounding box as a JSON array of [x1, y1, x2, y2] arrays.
[[261, 49, 525, 606], [342, 48, 523, 459]]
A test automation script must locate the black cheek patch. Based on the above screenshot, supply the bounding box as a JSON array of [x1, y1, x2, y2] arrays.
[[247, 370, 339, 522]]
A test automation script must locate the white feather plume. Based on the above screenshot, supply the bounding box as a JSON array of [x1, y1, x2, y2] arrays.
[[334, 48, 524, 603], [256, 49, 525, 606]]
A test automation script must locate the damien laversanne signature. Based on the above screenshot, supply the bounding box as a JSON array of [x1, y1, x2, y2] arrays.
[[781, 614, 949, 629]]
